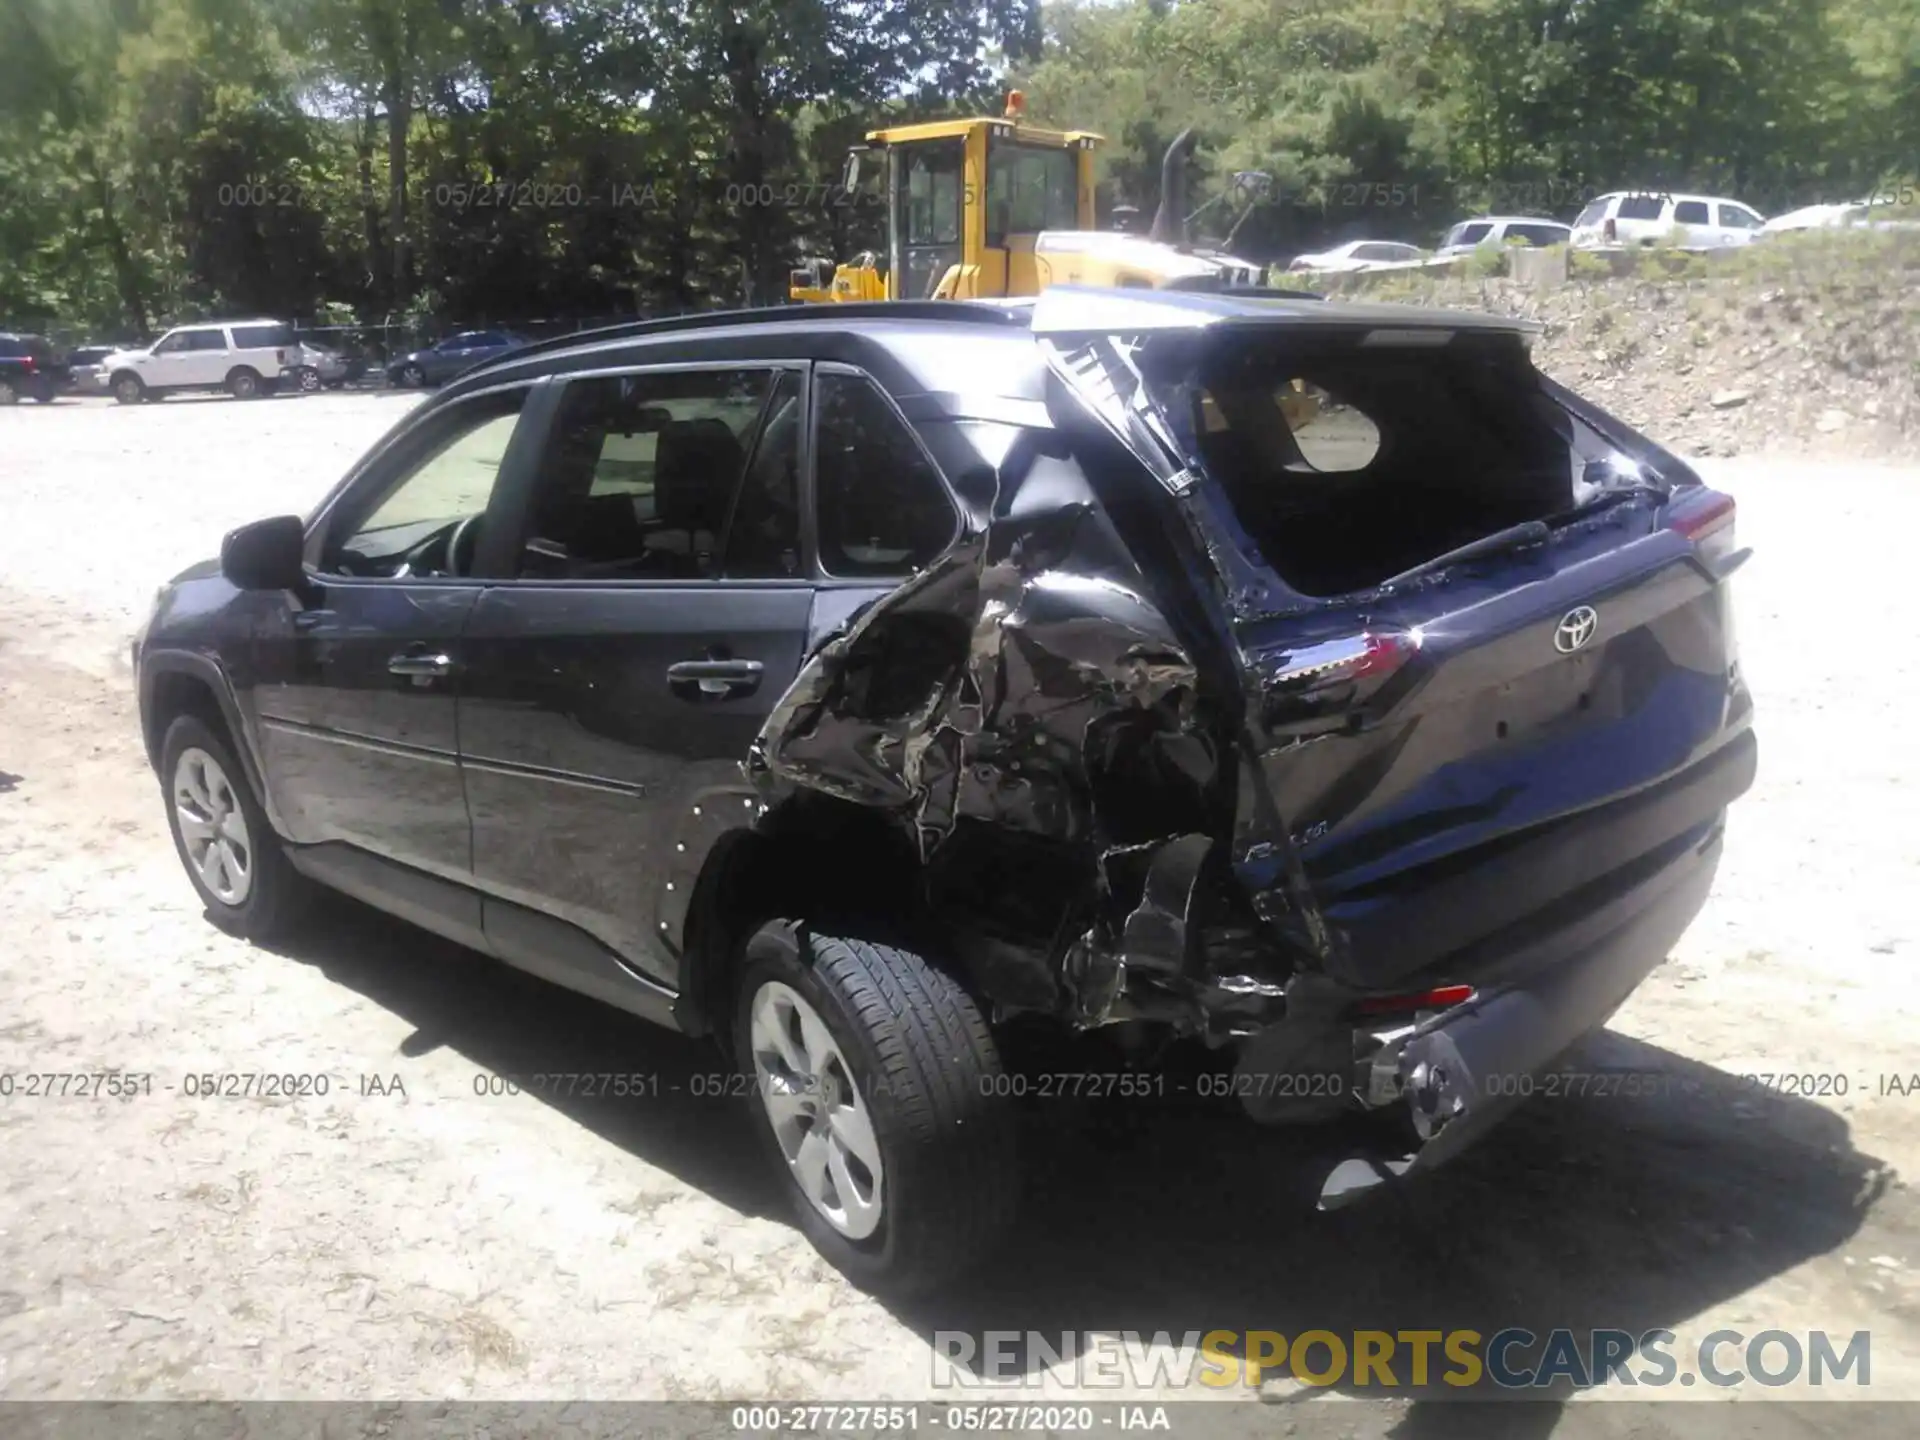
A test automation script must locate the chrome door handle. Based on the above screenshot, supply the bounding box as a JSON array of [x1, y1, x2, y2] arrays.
[[388, 651, 453, 678], [666, 657, 764, 701]]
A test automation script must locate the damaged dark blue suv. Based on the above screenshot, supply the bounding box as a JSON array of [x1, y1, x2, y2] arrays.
[[133, 287, 1755, 1293]]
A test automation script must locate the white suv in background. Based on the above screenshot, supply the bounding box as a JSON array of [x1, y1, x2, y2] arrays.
[[1571, 192, 1765, 250], [1435, 216, 1571, 257], [97, 319, 300, 404]]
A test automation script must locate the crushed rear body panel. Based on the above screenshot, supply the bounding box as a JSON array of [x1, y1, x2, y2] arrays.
[[749, 288, 1754, 1175]]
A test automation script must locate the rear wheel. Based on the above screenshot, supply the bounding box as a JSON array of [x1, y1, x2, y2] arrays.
[[226, 366, 262, 399], [0, 377, 17, 405], [112, 372, 145, 405], [292, 366, 321, 393], [159, 714, 312, 942], [734, 923, 1019, 1295], [398, 363, 425, 388]]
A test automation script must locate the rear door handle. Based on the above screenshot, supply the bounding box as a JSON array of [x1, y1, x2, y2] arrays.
[[388, 651, 454, 678], [667, 657, 764, 701]]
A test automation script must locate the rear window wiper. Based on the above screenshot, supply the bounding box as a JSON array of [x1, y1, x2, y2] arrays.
[[1384, 519, 1552, 587]]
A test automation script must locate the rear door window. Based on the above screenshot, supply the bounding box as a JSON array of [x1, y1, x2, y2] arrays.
[[517, 367, 793, 581], [812, 371, 958, 577], [1673, 200, 1710, 225]]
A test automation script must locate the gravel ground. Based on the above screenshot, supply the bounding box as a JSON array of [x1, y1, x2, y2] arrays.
[[1, 391, 1918, 1413]]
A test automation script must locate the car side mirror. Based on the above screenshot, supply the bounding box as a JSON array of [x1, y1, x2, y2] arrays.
[[221, 515, 308, 592], [842, 148, 865, 195]]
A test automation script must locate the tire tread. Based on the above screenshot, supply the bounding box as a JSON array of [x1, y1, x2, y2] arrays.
[[794, 931, 1018, 1292]]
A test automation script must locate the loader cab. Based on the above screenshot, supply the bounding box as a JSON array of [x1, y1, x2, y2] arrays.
[[856, 94, 1101, 300]]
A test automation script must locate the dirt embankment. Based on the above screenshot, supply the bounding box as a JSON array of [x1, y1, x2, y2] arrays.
[[1329, 232, 1920, 460]]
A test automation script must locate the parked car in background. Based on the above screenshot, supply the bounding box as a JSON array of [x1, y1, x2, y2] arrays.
[[1571, 192, 1765, 249], [66, 344, 120, 392], [0, 332, 70, 404], [387, 330, 528, 388], [95, 319, 299, 403], [1760, 197, 1920, 236], [1284, 240, 1427, 275], [288, 340, 352, 392], [134, 290, 1754, 1293], [1435, 216, 1571, 258]]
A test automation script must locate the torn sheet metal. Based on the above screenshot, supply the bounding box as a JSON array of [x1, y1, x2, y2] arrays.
[[745, 419, 1283, 1023]]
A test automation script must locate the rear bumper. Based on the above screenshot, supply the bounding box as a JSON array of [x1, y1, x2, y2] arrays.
[[1314, 809, 1727, 1207]]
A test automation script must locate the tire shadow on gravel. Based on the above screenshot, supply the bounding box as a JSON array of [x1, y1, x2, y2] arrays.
[[259, 897, 1899, 1423]]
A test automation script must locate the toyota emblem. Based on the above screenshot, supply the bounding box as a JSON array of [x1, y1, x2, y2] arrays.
[[1554, 606, 1598, 654]]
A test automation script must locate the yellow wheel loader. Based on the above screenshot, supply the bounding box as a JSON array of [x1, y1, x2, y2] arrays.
[[789, 92, 1273, 304]]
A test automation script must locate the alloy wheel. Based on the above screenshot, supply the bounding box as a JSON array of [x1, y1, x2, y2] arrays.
[[749, 980, 885, 1240], [172, 747, 253, 906]]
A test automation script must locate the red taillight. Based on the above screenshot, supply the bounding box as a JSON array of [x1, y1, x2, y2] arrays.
[[1667, 487, 1739, 571], [276, 348, 287, 363], [1268, 630, 1419, 689], [1354, 984, 1476, 1017], [21, 355, 36, 374], [1603, 217, 1617, 242], [1262, 630, 1420, 727], [1667, 488, 1735, 540]]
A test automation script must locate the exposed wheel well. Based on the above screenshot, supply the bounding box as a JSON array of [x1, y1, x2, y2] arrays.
[[678, 797, 927, 1049], [143, 670, 233, 772]]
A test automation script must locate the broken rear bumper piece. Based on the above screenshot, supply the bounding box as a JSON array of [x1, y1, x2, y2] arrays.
[[1272, 818, 1727, 1210]]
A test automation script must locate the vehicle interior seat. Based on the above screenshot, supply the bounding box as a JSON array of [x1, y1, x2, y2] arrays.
[[644, 418, 744, 574]]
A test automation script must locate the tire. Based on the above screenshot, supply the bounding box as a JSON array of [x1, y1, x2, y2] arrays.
[[399, 363, 425, 388], [0, 377, 19, 405], [112, 372, 145, 405], [159, 713, 313, 943], [292, 366, 321, 393], [734, 922, 1019, 1295], [226, 366, 262, 399]]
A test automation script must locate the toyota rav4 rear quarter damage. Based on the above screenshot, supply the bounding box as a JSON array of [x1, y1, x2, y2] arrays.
[[749, 291, 1754, 1198], [748, 355, 1254, 1033]]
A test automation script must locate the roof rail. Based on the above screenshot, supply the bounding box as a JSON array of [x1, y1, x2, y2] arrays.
[[465, 299, 1030, 376]]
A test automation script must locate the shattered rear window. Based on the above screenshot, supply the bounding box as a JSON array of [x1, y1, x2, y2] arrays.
[[1167, 338, 1600, 597]]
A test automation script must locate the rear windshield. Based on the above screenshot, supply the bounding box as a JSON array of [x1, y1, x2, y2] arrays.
[[1574, 200, 1608, 227], [231, 323, 294, 349], [1158, 337, 1609, 597]]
